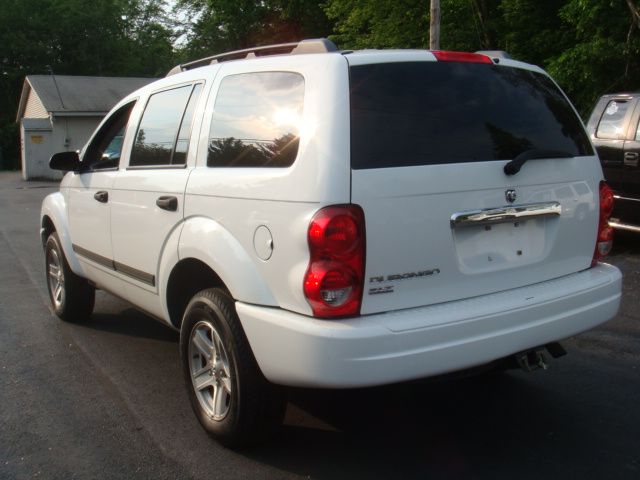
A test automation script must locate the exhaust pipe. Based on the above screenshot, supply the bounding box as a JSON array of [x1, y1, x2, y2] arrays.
[[513, 342, 567, 372]]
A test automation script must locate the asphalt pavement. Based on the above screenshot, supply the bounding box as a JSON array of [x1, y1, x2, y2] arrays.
[[0, 171, 638, 479]]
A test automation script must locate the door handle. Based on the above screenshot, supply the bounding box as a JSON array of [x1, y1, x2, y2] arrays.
[[624, 152, 639, 167], [156, 196, 178, 211], [93, 191, 108, 203]]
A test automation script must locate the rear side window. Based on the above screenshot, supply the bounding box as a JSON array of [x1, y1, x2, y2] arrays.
[[350, 62, 593, 169], [596, 99, 630, 139], [130, 84, 202, 167], [207, 72, 304, 167]]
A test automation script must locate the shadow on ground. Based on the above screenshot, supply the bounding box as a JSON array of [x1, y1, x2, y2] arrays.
[[243, 371, 615, 479], [73, 307, 179, 343]]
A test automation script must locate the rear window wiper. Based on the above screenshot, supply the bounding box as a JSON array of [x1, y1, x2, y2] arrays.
[[504, 149, 574, 175]]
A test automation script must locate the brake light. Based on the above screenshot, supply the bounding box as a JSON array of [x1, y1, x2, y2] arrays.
[[592, 181, 615, 266], [304, 205, 365, 318], [432, 51, 493, 64]]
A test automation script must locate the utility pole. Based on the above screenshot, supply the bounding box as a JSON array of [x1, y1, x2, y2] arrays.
[[430, 0, 440, 50]]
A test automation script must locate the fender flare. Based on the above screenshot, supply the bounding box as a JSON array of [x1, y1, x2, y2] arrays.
[[157, 223, 183, 323], [40, 192, 83, 274], [174, 216, 278, 306]]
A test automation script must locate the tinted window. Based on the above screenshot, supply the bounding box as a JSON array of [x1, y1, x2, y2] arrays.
[[83, 102, 135, 170], [350, 62, 593, 169], [130, 84, 201, 167], [597, 100, 630, 140], [207, 72, 304, 167], [173, 84, 203, 165]]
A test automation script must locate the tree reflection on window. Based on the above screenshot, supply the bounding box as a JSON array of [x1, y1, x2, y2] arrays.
[[208, 133, 299, 167], [207, 72, 304, 168]]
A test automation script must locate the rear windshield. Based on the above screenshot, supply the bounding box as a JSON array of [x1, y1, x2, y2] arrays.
[[349, 62, 593, 169]]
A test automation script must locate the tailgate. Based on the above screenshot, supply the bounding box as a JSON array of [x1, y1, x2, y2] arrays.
[[348, 56, 600, 314]]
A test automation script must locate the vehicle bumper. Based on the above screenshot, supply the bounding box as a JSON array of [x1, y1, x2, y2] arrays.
[[610, 194, 640, 232], [236, 263, 622, 388]]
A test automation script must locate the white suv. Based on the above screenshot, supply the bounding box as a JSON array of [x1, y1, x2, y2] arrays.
[[41, 39, 622, 446]]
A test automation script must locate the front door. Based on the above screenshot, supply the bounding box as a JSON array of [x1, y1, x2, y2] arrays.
[[67, 102, 135, 282]]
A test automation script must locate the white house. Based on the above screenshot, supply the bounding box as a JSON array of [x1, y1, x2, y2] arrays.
[[16, 75, 156, 180]]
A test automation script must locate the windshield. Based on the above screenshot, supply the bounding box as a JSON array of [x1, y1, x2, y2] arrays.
[[349, 62, 593, 169]]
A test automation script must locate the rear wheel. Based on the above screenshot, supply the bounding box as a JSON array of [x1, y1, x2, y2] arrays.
[[180, 288, 286, 447], [45, 232, 95, 322]]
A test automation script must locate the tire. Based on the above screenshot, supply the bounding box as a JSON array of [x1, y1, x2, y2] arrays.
[[45, 232, 95, 322], [180, 288, 286, 448]]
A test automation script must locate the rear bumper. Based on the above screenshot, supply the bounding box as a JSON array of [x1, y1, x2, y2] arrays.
[[611, 194, 640, 231], [236, 263, 622, 388]]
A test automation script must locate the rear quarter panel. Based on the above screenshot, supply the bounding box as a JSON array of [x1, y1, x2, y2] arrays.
[[183, 54, 351, 314]]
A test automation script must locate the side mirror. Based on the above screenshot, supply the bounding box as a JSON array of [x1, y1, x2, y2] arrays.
[[49, 151, 80, 172]]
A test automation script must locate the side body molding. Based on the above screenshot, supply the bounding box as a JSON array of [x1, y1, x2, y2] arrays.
[[40, 191, 82, 274], [177, 216, 279, 307]]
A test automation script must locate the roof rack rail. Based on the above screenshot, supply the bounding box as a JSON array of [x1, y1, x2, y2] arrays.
[[166, 38, 338, 77]]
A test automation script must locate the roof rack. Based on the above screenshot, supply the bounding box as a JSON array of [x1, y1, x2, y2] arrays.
[[166, 38, 338, 77]]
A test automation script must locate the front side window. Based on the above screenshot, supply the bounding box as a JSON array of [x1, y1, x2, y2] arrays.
[[597, 100, 630, 140], [83, 102, 135, 170], [207, 72, 304, 168], [130, 84, 202, 167]]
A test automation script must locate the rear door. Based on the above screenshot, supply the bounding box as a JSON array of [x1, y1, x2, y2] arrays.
[[347, 55, 601, 314], [110, 82, 204, 290]]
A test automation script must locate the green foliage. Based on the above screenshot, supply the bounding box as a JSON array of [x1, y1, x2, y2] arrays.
[[324, 0, 429, 49], [498, 0, 568, 66], [178, 0, 332, 57], [547, 0, 640, 116], [323, 0, 640, 115], [0, 0, 177, 169], [5, 0, 640, 168]]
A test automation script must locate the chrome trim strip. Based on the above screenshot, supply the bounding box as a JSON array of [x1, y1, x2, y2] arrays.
[[608, 220, 640, 233], [72, 244, 155, 286], [450, 202, 561, 229], [613, 195, 640, 204]]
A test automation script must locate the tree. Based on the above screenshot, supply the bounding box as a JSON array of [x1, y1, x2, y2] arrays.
[[498, 0, 568, 67], [546, 0, 640, 115], [324, 0, 429, 49], [176, 0, 332, 57], [430, 0, 440, 50], [0, 0, 178, 169]]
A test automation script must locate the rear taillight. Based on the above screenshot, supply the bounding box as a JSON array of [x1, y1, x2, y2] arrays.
[[592, 181, 615, 266], [304, 205, 365, 318], [432, 51, 493, 64]]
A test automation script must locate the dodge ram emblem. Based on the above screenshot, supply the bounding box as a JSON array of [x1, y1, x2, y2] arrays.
[[505, 189, 517, 203]]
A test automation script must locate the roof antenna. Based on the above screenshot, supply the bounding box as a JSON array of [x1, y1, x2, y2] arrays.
[[46, 65, 66, 109]]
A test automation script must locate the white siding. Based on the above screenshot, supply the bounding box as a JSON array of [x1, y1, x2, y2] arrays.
[[21, 116, 103, 180], [21, 118, 56, 180], [51, 117, 102, 152], [24, 89, 48, 118]]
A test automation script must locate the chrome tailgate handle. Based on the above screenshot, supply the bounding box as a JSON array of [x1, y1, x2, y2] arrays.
[[450, 202, 561, 229]]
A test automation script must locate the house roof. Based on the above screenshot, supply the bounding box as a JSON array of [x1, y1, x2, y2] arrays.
[[17, 75, 156, 120]]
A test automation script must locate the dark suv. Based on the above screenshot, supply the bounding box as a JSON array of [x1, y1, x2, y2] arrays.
[[587, 93, 640, 232]]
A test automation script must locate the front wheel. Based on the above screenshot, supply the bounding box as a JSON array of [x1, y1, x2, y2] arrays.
[[180, 288, 286, 447], [45, 232, 95, 322]]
